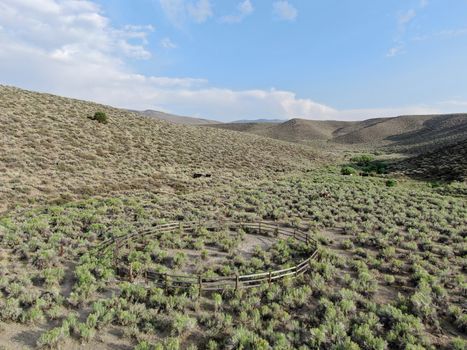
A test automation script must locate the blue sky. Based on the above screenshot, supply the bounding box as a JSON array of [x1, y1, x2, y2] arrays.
[[0, 0, 466, 121]]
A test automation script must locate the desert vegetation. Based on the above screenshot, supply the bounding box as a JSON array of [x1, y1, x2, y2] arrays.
[[0, 86, 466, 349], [0, 85, 320, 214]]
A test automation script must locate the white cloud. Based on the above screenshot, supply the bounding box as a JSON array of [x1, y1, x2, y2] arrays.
[[419, 0, 428, 8], [0, 0, 153, 61], [160, 37, 177, 49], [159, 0, 212, 26], [437, 28, 467, 38], [273, 1, 297, 21], [386, 44, 404, 57], [239, 0, 254, 15], [0, 0, 459, 122], [437, 100, 467, 108], [386, 7, 417, 58], [187, 0, 212, 23], [220, 0, 254, 24], [158, 0, 185, 27], [334, 106, 440, 121], [398, 9, 416, 28]]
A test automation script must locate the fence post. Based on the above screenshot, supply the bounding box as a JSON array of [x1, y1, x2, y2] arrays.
[[113, 240, 118, 267], [259, 222, 262, 235], [198, 275, 202, 297], [306, 233, 309, 245], [235, 274, 239, 291], [268, 271, 272, 284], [293, 227, 296, 239], [164, 273, 168, 292]]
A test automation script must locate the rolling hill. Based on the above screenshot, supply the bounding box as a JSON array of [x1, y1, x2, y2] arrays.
[[0, 85, 321, 213], [208, 119, 351, 142], [208, 114, 467, 152], [232, 118, 286, 123], [139, 109, 220, 125], [0, 85, 466, 350]]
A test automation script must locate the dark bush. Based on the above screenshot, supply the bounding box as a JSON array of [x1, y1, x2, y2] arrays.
[[349, 154, 387, 174], [89, 111, 108, 124], [370, 161, 388, 174], [386, 179, 397, 187]]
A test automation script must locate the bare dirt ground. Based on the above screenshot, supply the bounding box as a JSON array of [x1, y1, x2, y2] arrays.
[[0, 323, 134, 350], [0, 233, 277, 349]]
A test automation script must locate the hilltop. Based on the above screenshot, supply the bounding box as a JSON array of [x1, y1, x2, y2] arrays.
[[231, 118, 286, 124], [139, 109, 220, 125], [0, 85, 321, 213], [208, 114, 467, 153]]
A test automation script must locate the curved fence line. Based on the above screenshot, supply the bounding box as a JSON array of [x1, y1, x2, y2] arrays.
[[94, 220, 319, 292]]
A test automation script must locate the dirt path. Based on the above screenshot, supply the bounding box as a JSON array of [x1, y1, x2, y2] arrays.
[[238, 233, 276, 257]]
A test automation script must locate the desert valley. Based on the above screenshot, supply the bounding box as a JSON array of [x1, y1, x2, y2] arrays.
[[1, 0, 466, 349], [0, 85, 466, 349]]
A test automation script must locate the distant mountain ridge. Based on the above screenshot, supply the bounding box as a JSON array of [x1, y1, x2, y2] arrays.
[[139, 109, 220, 125], [231, 118, 286, 124]]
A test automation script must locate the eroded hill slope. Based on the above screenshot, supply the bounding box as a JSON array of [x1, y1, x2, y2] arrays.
[[391, 139, 467, 181], [208, 114, 467, 152]]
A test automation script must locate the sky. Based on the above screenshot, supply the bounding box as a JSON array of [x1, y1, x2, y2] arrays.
[[0, 0, 466, 121]]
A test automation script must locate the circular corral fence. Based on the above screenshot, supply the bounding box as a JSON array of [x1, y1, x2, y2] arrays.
[[95, 221, 319, 293]]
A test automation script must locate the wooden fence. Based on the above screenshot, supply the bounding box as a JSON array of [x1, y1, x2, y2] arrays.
[[94, 220, 319, 293]]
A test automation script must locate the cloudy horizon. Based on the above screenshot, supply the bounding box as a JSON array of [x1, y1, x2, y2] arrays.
[[0, 0, 466, 121]]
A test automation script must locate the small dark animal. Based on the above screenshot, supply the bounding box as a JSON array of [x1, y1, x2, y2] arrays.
[[193, 173, 212, 178]]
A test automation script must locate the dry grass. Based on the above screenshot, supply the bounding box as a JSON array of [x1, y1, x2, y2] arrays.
[[0, 85, 466, 349], [0, 85, 322, 213]]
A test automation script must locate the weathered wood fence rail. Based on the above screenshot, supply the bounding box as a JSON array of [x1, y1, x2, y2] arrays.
[[94, 220, 319, 292]]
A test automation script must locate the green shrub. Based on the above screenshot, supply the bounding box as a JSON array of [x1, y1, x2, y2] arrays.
[[173, 252, 187, 268], [135, 341, 153, 350], [230, 327, 270, 350], [386, 179, 397, 187], [341, 166, 357, 176], [342, 239, 354, 250], [89, 111, 108, 124], [37, 327, 68, 348], [170, 313, 197, 336], [350, 154, 375, 166], [451, 337, 467, 350], [42, 267, 65, 287], [207, 339, 218, 350], [384, 275, 396, 285], [77, 323, 96, 342], [430, 181, 441, 188], [213, 293, 223, 313]]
